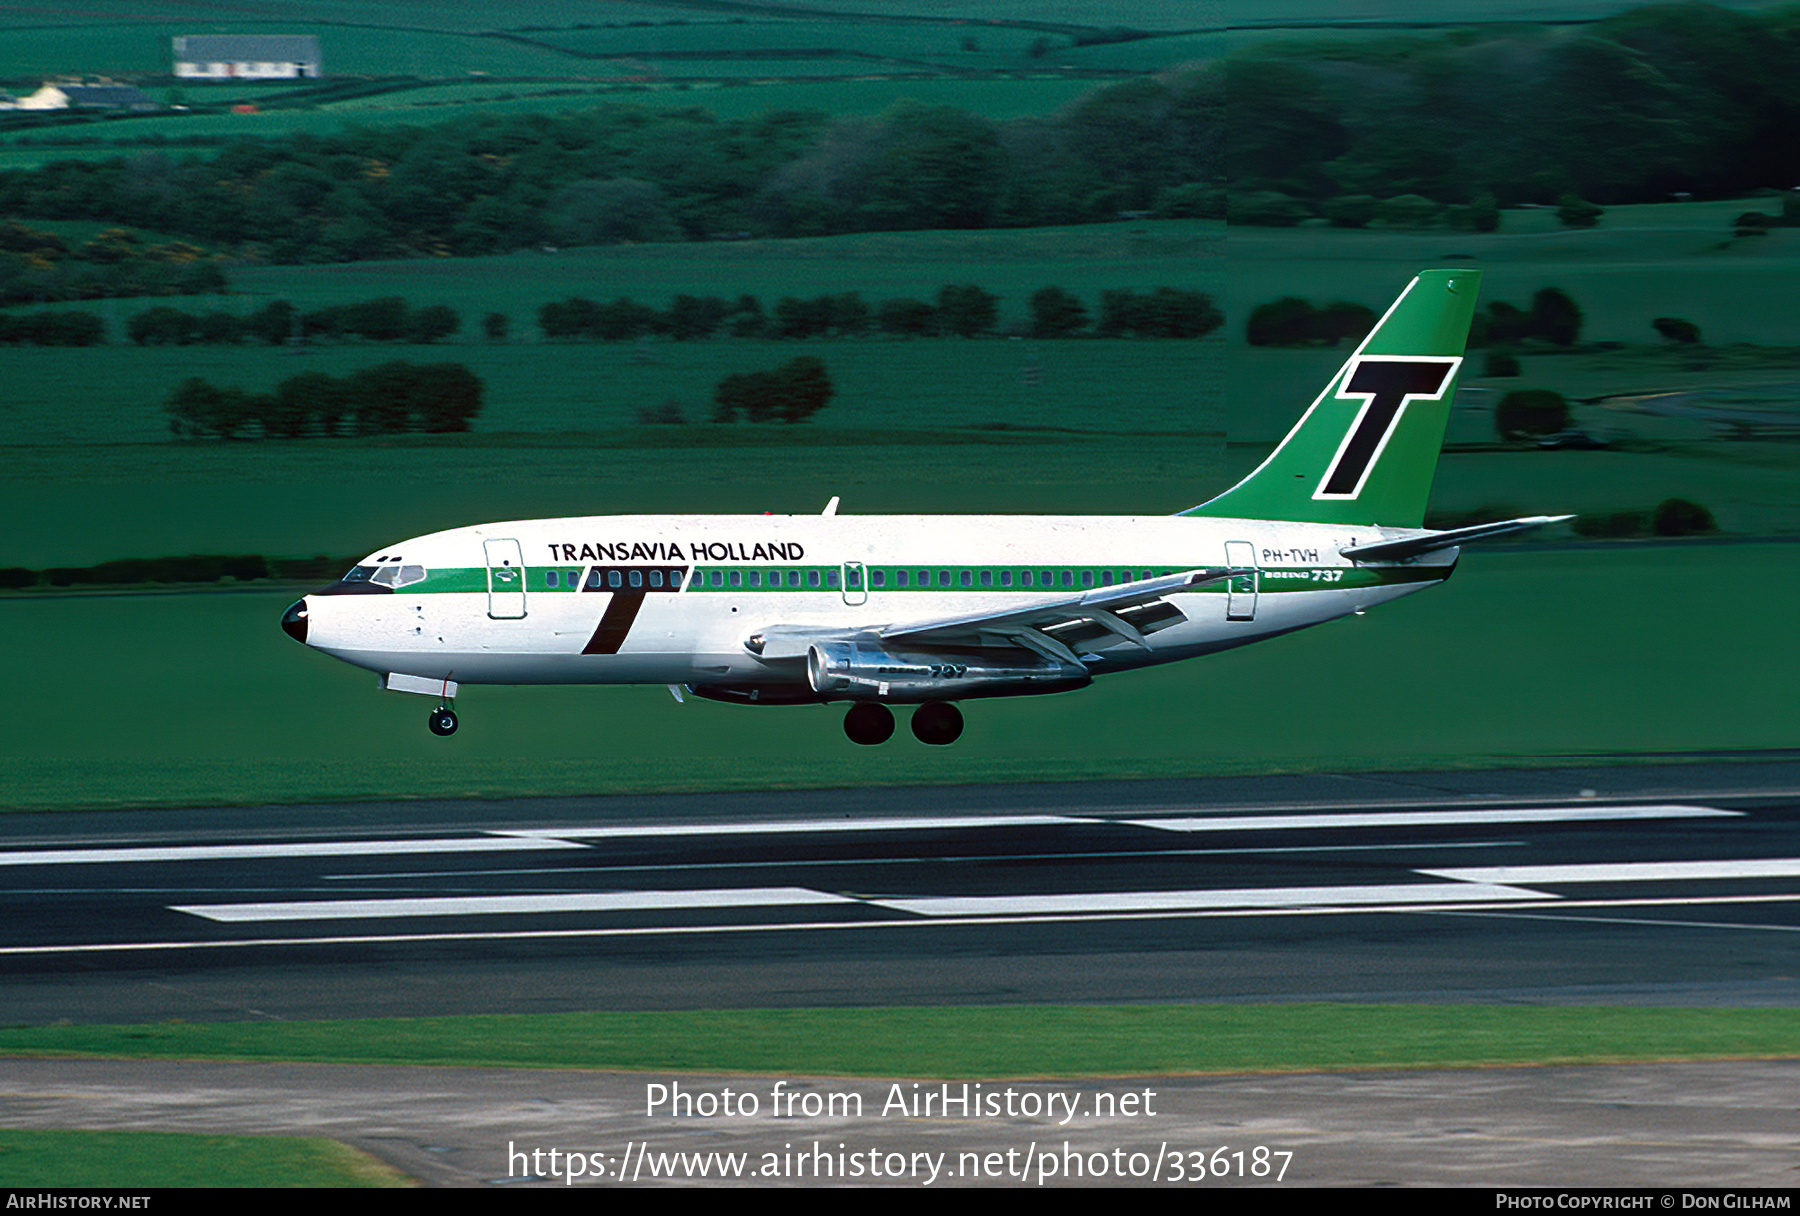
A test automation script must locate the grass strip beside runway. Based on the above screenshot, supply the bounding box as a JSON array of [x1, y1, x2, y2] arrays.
[[0, 1128, 410, 1187], [1, 1006, 1796, 1077]]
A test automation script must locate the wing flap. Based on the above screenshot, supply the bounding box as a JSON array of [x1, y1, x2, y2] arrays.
[[880, 565, 1241, 646]]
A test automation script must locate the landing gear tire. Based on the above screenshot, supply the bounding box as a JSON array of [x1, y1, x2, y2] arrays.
[[428, 707, 459, 737], [911, 700, 963, 746], [844, 702, 895, 746]]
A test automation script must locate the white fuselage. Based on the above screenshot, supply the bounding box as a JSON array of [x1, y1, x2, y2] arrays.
[[296, 513, 1452, 699]]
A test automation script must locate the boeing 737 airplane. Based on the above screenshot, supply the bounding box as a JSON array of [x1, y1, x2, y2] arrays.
[[281, 268, 1566, 745]]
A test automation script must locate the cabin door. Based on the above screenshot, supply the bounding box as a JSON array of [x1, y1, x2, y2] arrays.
[[484, 538, 527, 619]]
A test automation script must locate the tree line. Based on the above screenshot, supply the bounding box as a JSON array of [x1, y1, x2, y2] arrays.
[[1226, 3, 1800, 219], [0, 220, 228, 305], [1247, 288, 1583, 349], [0, 78, 1217, 261], [166, 362, 483, 440], [542, 285, 1221, 341], [129, 297, 460, 346]]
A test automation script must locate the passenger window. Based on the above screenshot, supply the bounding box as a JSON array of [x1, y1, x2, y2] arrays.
[[827, 570, 840, 588], [1062, 570, 1074, 588], [608, 570, 622, 589], [649, 570, 663, 588], [1000, 570, 1012, 587], [896, 570, 908, 587], [979, 570, 991, 587], [938, 570, 950, 587], [918, 570, 929, 585], [1044, 570, 1055, 586], [1021, 570, 1033, 587], [1082, 570, 1094, 587], [872, 569, 886, 588], [729, 571, 741, 588], [545, 571, 559, 588], [788, 570, 800, 587], [749, 570, 761, 588], [1101, 570, 1113, 586], [586, 569, 602, 590], [671, 569, 684, 587]]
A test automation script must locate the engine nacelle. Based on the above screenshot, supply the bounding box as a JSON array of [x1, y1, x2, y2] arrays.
[[806, 641, 1089, 703]]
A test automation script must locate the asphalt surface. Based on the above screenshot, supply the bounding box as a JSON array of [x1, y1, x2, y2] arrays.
[[3, 759, 1798, 1022], [3, 760, 1797, 1187]]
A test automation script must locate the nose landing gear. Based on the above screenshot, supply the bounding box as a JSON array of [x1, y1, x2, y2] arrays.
[[428, 706, 458, 736]]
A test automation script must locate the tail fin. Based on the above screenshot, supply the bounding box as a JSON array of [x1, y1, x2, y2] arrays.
[[1182, 269, 1481, 527]]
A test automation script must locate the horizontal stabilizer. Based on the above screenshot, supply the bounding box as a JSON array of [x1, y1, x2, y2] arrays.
[[1340, 515, 1574, 563]]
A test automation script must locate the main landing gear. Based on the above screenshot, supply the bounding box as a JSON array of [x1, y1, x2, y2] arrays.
[[428, 705, 459, 736], [842, 701, 962, 746]]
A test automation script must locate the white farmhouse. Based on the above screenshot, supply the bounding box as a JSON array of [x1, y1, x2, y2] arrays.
[[173, 35, 322, 80]]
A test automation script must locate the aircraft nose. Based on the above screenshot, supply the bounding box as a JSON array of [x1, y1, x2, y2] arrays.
[[281, 598, 309, 644]]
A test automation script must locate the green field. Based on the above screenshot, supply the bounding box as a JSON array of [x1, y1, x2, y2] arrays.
[[4, 1005, 1796, 1076], [0, 1128, 409, 1188], [2, 541, 1791, 812]]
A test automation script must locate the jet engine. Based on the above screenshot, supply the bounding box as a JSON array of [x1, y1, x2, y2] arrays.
[[805, 641, 1089, 703]]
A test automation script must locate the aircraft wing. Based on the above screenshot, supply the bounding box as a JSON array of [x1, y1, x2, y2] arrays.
[[877, 566, 1242, 663]]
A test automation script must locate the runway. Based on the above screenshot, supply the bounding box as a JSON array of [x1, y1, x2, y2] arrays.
[[3, 759, 1798, 1023]]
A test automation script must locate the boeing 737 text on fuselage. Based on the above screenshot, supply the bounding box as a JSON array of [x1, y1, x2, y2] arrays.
[[281, 269, 1566, 746]]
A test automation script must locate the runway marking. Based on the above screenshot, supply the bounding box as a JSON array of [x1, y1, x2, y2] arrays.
[[322, 840, 1526, 882], [1126, 805, 1737, 833], [868, 882, 1546, 918], [0, 838, 589, 867], [15, 893, 1800, 957], [1421, 859, 1800, 884], [491, 815, 1078, 839], [172, 887, 857, 923]]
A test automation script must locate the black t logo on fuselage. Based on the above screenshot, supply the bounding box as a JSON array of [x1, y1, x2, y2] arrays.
[[1318, 357, 1459, 498]]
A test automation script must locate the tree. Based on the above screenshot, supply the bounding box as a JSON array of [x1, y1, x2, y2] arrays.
[[1653, 497, 1716, 536], [1246, 297, 1316, 346], [1029, 286, 1088, 338], [410, 362, 484, 432], [404, 304, 460, 344], [1653, 316, 1701, 344], [711, 357, 835, 423], [482, 311, 509, 342], [934, 284, 998, 336], [877, 297, 935, 336], [1530, 288, 1583, 346], [776, 356, 834, 423], [1556, 194, 1603, 228], [1495, 388, 1571, 440]]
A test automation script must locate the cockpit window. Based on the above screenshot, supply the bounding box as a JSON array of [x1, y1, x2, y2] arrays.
[[343, 566, 377, 582], [372, 566, 399, 586]]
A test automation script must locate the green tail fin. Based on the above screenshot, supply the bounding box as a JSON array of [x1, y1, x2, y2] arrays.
[[1182, 269, 1481, 527]]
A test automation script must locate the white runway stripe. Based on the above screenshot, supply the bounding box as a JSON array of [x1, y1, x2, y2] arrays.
[[1127, 805, 1736, 833], [871, 882, 1547, 918], [0, 837, 588, 867], [494, 815, 1078, 839], [172, 887, 856, 923], [1422, 859, 1800, 885]]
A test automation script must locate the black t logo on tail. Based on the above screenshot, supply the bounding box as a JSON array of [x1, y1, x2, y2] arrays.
[[1317, 356, 1460, 499]]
